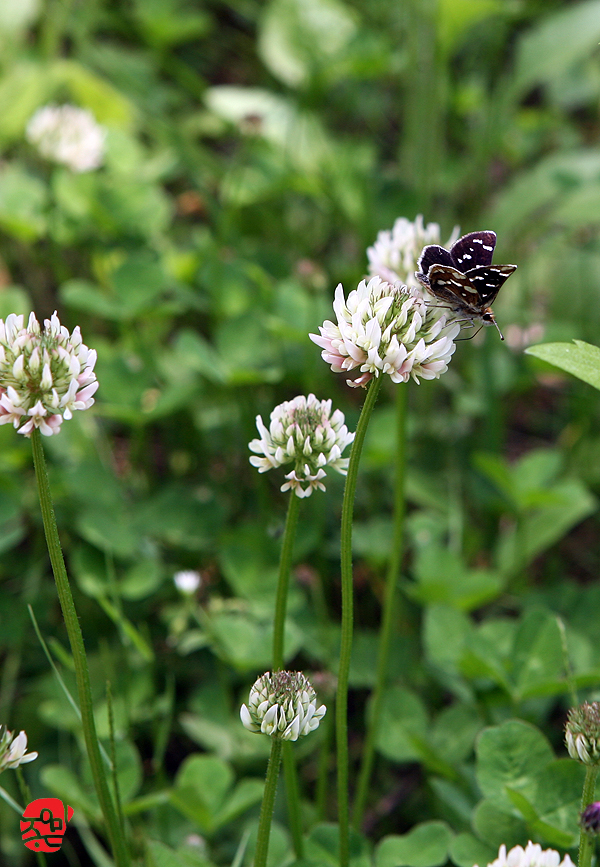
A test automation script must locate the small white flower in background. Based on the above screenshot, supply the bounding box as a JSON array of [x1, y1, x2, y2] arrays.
[[475, 842, 575, 867], [249, 393, 354, 498], [367, 215, 459, 288], [26, 104, 106, 173], [0, 727, 38, 772], [240, 671, 326, 741], [174, 570, 202, 594], [0, 311, 98, 437], [310, 276, 460, 388]]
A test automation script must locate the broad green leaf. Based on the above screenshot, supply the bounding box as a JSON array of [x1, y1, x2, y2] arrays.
[[41, 765, 99, 819], [304, 823, 371, 867], [476, 720, 554, 808], [472, 799, 527, 850], [171, 754, 233, 834], [146, 839, 216, 867], [376, 822, 453, 867], [0, 165, 48, 240], [423, 605, 473, 672], [407, 546, 503, 611], [375, 686, 429, 763], [449, 833, 496, 867], [526, 340, 600, 391], [510, 609, 566, 700]]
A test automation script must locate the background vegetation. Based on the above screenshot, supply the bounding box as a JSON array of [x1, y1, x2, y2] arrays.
[[1, 0, 600, 863]]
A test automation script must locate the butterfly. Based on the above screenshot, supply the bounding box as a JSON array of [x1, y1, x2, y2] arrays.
[[415, 230, 517, 340]]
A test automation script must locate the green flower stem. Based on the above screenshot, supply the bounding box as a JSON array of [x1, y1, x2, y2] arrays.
[[352, 384, 407, 828], [579, 765, 598, 867], [272, 492, 301, 671], [254, 736, 284, 867], [337, 375, 383, 867], [30, 430, 130, 867], [282, 742, 304, 858]]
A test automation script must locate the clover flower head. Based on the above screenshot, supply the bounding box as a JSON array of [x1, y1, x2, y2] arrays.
[[240, 671, 326, 741], [581, 801, 600, 835], [367, 215, 459, 289], [0, 311, 98, 437], [26, 104, 106, 172], [249, 393, 354, 498], [474, 842, 575, 867], [0, 726, 38, 772], [310, 276, 460, 388], [174, 570, 202, 594], [565, 701, 600, 765]]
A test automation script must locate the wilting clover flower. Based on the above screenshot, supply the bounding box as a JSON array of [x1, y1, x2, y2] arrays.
[[0, 727, 38, 772], [26, 104, 106, 172], [565, 701, 600, 764], [367, 215, 459, 288], [249, 393, 354, 497], [473, 842, 575, 867], [0, 312, 98, 437], [240, 671, 326, 741], [310, 276, 460, 388], [581, 802, 600, 834]]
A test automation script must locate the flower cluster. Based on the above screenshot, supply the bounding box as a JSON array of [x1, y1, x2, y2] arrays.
[[581, 801, 600, 834], [310, 276, 460, 388], [0, 312, 98, 437], [249, 393, 354, 497], [26, 104, 106, 173], [240, 671, 326, 741], [565, 701, 600, 765], [0, 727, 37, 773], [475, 842, 575, 867], [367, 215, 459, 288]]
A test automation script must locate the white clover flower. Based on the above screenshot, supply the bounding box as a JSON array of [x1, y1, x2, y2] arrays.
[[26, 104, 106, 172], [174, 570, 202, 594], [0, 727, 38, 772], [475, 842, 575, 867], [367, 215, 459, 288], [240, 671, 326, 741], [0, 311, 98, 437], [310, 276, 460, 388], [249, 393, 354, 498], [565, 701, 600, 765]]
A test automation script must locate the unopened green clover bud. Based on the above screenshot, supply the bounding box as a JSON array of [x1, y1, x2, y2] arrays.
[[565, 701, 600, 764], [240, 671, 326, 741]]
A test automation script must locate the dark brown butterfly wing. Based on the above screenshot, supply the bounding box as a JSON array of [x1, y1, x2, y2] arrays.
[[450, 231, 497, 270], [426, 263, 517, 316]]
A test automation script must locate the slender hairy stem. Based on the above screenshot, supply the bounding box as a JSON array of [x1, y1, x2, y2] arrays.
[[254, 737, 283, 867], [352, 384, 407, 827], [30, 430, 130, 867], [579, 765, 598, 867], [282, 742, 304, 858], [272, 493, 301, 671], [337, 376, 383, 867]]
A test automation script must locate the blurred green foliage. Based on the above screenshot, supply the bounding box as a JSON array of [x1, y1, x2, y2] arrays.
[[1, 0, 600, 864]]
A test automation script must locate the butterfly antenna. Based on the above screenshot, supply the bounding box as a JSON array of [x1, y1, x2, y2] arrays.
[[492, 318, 505, 341]]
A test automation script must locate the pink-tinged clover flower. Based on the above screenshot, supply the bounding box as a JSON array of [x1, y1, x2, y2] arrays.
[[0, 727, 38, 772], [26, 104, 106, 173], [240, 671, 326, 741], [367, 215, 459, 289], [310, 276, 460, 388], [474, 842, 575, 867], [249, 393, 354, 498], [0, 312, 98, 437]]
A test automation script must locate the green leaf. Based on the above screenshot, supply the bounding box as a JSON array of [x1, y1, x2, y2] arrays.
[[471, 799, 527, 850], [375, 822, 453, 867], [0, 164, 48, 240], [375, 686, 429, 763], [171, 754, 233, 834], [407, 546, 503, 611], [526, 340, 600, 391], [510, 609, 566, 700], [476, 720, 554, 809], [304, 824, 371, 867], [449, 833, 496, 867]]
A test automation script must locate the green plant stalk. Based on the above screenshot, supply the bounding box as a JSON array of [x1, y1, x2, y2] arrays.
[[337, 375, 383, 867], [30, 429, 130, 867], [254, 736, 284, 867], [272, 492, 301, 671], [578, 765, 598, 867], [282, 741, 304, 858], [352, 384, 407, 828]]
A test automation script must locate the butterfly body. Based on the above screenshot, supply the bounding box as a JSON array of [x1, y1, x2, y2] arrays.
[[416, 231, 516, 340]]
